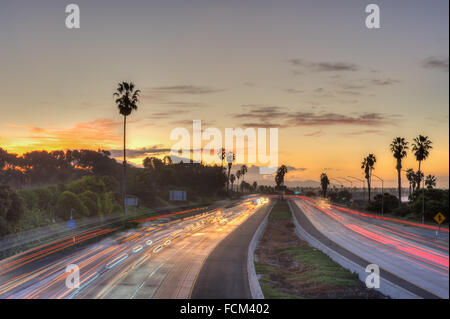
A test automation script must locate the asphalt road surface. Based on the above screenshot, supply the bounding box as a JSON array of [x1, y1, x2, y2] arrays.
[[291, 197, 449, 299], [190, 200, 273, 299], [0, 198, 268, 299]]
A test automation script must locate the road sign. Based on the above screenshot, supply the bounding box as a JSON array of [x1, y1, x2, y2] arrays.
[[68, 219, 76, 230], [434, 212, 446, 225]]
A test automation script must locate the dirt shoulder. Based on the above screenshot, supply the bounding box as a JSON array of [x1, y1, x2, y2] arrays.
[[254, 199, 386, 299]]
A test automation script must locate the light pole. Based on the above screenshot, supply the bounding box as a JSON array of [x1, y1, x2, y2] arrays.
[[372, 174, 384, 216], [348, 176, 365, 201], [338, 177, 353, 200]]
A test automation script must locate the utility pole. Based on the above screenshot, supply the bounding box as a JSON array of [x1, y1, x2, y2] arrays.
[[372, 174, 384, 217]]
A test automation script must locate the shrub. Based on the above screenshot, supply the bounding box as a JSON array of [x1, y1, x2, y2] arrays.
[[55, 191, 89, 220], [367, 193, 399, 214]]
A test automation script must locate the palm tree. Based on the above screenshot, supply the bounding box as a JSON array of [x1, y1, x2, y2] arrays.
[[390, 137, 408, 203], [361, 154, 376, 202], [425, 175, 436, 190], [412, 135, 433, 189], [113, 82, 140, 214], [406, 168, 415, 197], [236, 170, 242, 193], [240, 164, 248, 193], [217, 148, 226, 167], [320, 173, 330, 197], [229, 174, 236, 192], [275, 165, 288, 187], [225, 151, 235, 194]]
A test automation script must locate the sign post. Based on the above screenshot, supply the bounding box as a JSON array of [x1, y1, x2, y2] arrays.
[[68, 208, 76, 243], [433, 212, 446, 240]]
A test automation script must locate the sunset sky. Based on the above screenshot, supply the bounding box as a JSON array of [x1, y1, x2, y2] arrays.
[[0, 0, 448, 187]]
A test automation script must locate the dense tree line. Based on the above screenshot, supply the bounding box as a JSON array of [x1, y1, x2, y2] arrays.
[[0, 148, 122, 188]]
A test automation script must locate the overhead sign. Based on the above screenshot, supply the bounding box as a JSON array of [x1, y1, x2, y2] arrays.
[[126, 197, 138, 207], [434, 212, 446, 225], [170, 190, 187, 201]]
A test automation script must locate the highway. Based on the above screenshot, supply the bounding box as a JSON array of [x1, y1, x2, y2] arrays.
[[0, 198, 269, 299], [291, 197, 449, 299]]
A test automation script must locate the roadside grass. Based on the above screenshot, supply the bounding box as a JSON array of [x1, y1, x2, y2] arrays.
[[254, 199, 386, 299]]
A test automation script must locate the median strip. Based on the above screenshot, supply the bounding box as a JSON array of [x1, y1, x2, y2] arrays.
[[254, 199, 386, 299]]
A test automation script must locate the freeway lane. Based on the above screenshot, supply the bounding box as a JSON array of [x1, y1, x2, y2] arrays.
[[0, 199, 267, 299], [190, 199, 273, 299], [292, 197, 449, 299]]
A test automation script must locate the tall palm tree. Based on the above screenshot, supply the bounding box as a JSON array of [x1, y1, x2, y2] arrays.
[[113, 82, 140, 215], [390, 137, 408, 203], [406, 168, 415, 197], [425, 175, 436, 190], [361, 154, 376, 202], [240, 164, 248, 193], [412, 135, 433, 189], [229, 174, 236, 192], [217, 148, 226, 168], [275, 165, 288, 187], [320, 173, 330, 197], [236, 170, 242, 193], [226, 151, 235, 194]]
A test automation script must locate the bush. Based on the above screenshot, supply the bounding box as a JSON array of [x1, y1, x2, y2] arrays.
[[391, 203, 411, 217], [367, 193, 399, 214], [0, 185, 26, 235], [79, 190, 100, 217], [55, 191, 89, 220], [410, 189, 449, 221]]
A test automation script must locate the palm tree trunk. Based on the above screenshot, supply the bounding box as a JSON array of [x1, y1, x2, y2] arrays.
[[367, 179, 371, 203], [417, 161, 422, 190], [123, 115, 127, 216], [397, 165, 402, 203], [226, 163, 231, 194]]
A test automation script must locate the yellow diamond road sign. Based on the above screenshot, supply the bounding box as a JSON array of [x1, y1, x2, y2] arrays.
[[434, 212, 446, 225]]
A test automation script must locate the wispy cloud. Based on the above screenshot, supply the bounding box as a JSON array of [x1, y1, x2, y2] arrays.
[[149, 85, 224, 95], [422, 57, 449, 72], [290, 59, 359, 72]]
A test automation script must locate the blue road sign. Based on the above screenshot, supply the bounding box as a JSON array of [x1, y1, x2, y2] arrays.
[[68, 219, 76, 230]]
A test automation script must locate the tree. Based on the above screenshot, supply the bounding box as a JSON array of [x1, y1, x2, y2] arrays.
[[252, 181, 257, 192], [390, 137, 408, 203], [229, 174, 236, 192], [411, 135, 432, 189], [425, 175, 436, 190], [361, 154, 376, 202], [406, 168, 415, 196], [217, 148, 226, 167], [240, 165, 248, 192], [114, 82, 140, 215], [275, 165, 288, 187], [225, 151, 235, 194], [320, 173, 330, 197], [236, 170, 242, 193]]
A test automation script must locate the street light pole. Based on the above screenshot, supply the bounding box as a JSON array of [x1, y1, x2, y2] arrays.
[[348, 176, 365, 202], [372, 174, 384, 216], [338, 177, 353, 200]]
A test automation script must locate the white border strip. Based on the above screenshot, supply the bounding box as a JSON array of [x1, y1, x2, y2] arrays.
[[247, 203, 273, 299]]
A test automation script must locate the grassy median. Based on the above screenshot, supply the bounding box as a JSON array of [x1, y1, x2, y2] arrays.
[[254, 200, 386, 299]]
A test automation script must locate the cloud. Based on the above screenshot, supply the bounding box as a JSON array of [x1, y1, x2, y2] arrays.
[[149, 85, 224, 95], [290, 59, 359, 72], [304, 130, 324, 137], [6, 119, 122, 153], [422, 57, 449, 72], [287, 112, 392, 127], [283, 88, 304, 94], [109, 145, 171, 158], [365, 78, 400, 86], [231, 105, 396, 129]]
